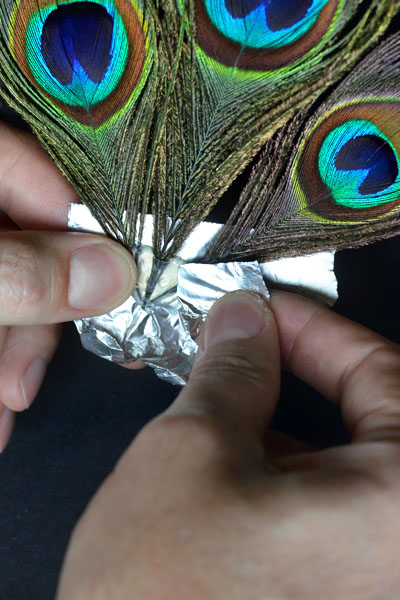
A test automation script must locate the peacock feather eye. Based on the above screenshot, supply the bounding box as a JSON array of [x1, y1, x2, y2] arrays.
[[320, 121, 400, 205], [195, 0, 339, 70], [11, 0, 148, 126], [295, 103, 400, 222]]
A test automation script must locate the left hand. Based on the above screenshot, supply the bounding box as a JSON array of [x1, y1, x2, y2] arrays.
[[0, 122, 142, 452], [57, 289, 400, 600]]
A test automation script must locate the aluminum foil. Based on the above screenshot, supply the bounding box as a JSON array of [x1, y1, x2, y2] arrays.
[[69, 204, 337, 385]]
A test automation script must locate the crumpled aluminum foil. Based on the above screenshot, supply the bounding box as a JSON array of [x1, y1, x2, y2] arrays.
[[69, 204, 337, 385]]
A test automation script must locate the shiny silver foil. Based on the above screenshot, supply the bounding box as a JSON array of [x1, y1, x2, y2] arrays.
[[69, 204, 337, 385]]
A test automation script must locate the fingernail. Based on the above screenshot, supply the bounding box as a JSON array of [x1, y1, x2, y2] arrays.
[[0, 407, 15, 453], [69, 243, 135, 310], [203, 291, 269, 350], [20, 357, 49, 410]]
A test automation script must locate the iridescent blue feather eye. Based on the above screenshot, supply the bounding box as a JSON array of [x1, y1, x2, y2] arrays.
[[224, 0, 262, 20], [13, 0, 148, 126], [335, 135, 398, 196], [42, 3, 113, 85], [26, 1, 129, 110], [225, 0, 314, 33], [263, 0, 313, 31], [204, 0, 330, 49], [195, 0, 338, 70], [295, 109, 400, 221], [318, 120, 400, 211]]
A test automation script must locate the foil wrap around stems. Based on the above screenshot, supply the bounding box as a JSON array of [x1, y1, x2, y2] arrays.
[[69, 204, 337, 385]]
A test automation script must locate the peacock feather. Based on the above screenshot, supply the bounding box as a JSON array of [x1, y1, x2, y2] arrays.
[[208, 32, 400, 262], [12, 0, 148, 125], [152, 0, 398, 258], [0, 0, 162, 246], [0, 0, 399, 264]]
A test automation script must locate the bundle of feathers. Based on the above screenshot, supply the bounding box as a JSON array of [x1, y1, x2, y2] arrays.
[[0, 0, 399, 269]]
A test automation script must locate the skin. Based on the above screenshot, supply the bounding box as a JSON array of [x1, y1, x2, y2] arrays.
[[56, 290, 400, 600], [0, 122, 139, 451]]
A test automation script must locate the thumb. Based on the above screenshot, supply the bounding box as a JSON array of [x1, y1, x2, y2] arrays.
[[0, 231, 136, 326], [174, 290, 281, 442]]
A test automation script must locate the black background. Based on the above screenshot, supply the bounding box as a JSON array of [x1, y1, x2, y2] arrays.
[[1, 19, 400, 600]]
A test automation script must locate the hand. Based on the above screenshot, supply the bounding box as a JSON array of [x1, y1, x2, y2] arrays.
[[0, 122, 137, 452], [57, 289, 400, 600]]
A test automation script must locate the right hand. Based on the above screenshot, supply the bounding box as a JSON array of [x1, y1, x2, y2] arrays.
[[57, 290, 400, 600], [0, 122, 137, 452]]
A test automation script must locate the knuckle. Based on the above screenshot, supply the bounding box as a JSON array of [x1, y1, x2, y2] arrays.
[[368, 344, 400, 368], [350, 344, 400, 383], [345, 344, 400, 441], [0, 237, 47, 317]]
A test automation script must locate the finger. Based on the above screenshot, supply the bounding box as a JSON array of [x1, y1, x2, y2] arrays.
[[121, 361, 147, 370], [270, 290, 400, 443], [0, 122, 78, 229], [0, 231, 136, 325], [0, 404, 15, 453], [170, 291, 280, 449], [0, 324, 60, 412]]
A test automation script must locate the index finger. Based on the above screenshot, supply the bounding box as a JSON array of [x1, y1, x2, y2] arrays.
[[271, 290, 400, 443], [0, 121, 79, 229]]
